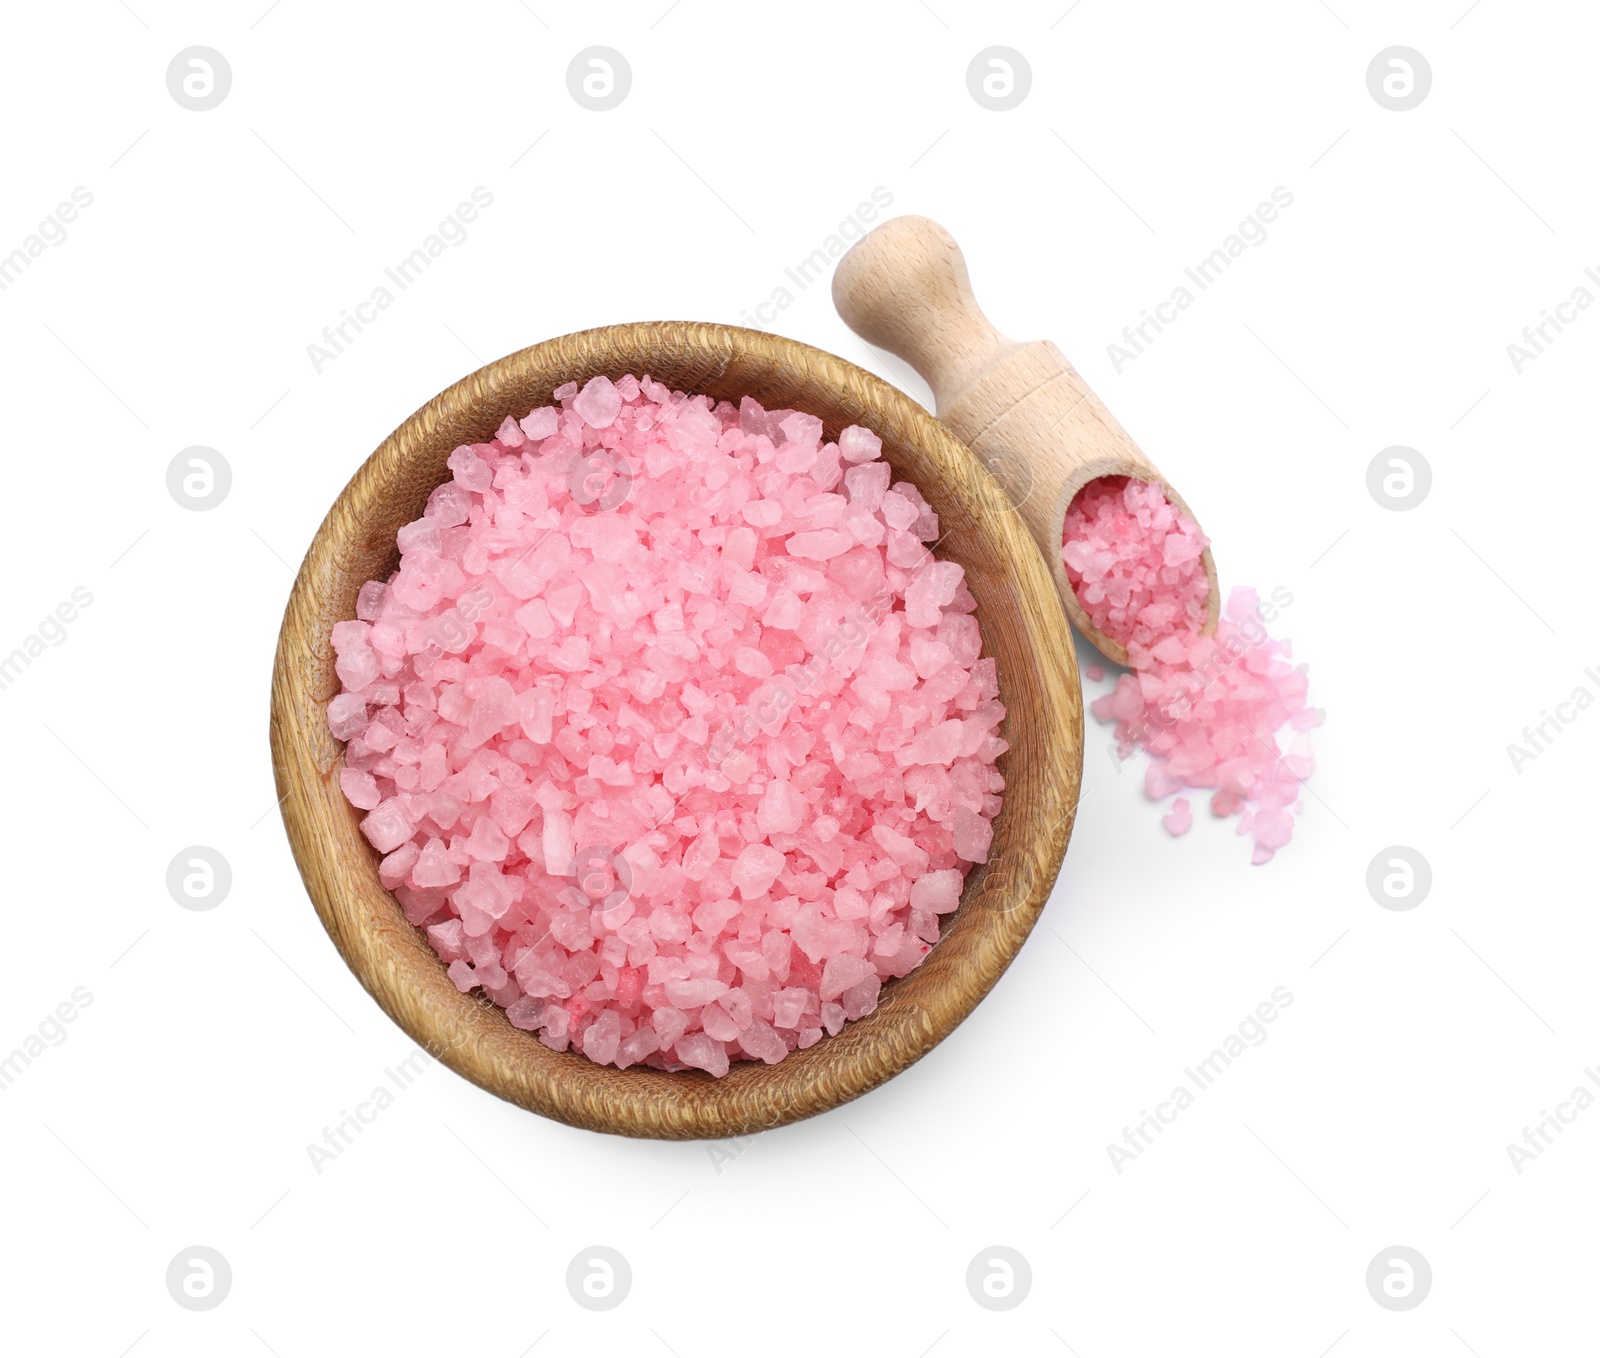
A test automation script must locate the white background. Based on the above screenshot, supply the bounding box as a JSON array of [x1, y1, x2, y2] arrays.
[[1, 2, 1593, 1354]]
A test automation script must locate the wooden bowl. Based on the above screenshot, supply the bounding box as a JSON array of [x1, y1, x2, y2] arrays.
[[270, 322, 1083, 1139]]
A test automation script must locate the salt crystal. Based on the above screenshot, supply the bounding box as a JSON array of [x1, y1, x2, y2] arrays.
[[820, 954, 876, 1001], [448, 445, 492, 493], [772, 986, 810, 1029], [380, 842, 420, 890], [880, 491, 918, 531], [731, 843, 785, 900], [700, 1002, 741, 1042], [845, 461, 892, 510], [356, 580, 387, 621], [787, 529, 853, 561], [756, 778, 804, 836], [360, 800, 414, 853], [326, 693, 368, 740], [840, 973, 881, 1020], [506, 995, 544, 1030], [909, 868, 962, 914], [573, 375, 622, 428], [741, 1019, 788, 1064], [616, 1027, 660, 1069], [674, 1032, 730, 1077], [838, 425, 882, 464], [412, 838, 460, 887], [520, 407, 559, 441], [1162, 797, 1192, 836], [762, 588, 804, 630], [733, 647, 772, 678], [950, 808, 992, 864], [425, 481, 473, 527], [581, 1010, 622, 1064]]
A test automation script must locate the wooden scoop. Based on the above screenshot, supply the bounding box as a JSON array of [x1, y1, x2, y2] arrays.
[[832, 214, 1219, 665]]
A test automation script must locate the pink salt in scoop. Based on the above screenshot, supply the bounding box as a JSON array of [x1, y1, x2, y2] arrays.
[[1062, 477, 1319, 864], [1061, 477, 1211, 654], [828, 214, 1316, 864], [328, 374, 1006, 1075]]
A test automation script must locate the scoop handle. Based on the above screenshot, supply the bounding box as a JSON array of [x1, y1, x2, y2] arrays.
[[831, 215, 1017, 415], [832, 214, 1220, 664]]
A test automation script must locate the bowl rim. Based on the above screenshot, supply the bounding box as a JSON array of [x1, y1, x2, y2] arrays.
[[269, 320, 1083, 1139]]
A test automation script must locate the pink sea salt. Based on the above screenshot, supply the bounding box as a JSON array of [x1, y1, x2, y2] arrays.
[[329, 375, 1007, 1074], [1061, 476, 1210, 653], [1161, 797, 1192, 837], [1063, 477, 1318, 864]]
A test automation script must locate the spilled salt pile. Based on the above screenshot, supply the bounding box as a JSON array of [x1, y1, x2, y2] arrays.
[[1062, 476, 1318, 864], [329, 374, 1006, 1074]]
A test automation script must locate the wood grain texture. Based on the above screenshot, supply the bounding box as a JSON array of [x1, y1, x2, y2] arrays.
[[269, 321, 1083, 1140], [832, 215, 1220, 666]]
